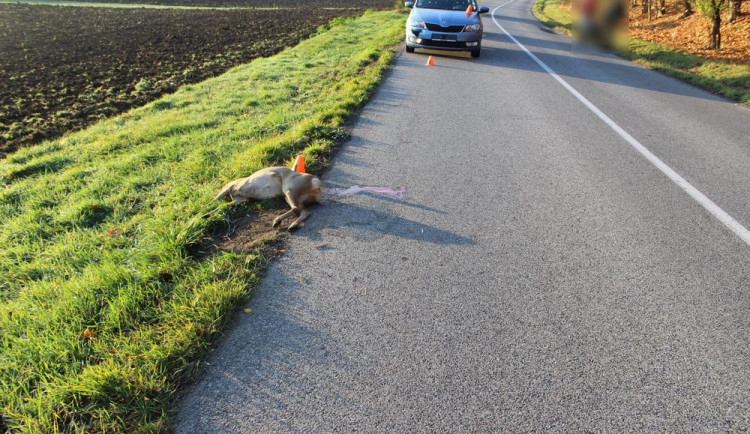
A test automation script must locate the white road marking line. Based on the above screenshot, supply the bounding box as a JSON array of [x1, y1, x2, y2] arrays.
[[489, 2, 750, 246]]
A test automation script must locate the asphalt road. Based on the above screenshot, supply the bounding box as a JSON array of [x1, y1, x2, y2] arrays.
[[175, 0, 750, 431]]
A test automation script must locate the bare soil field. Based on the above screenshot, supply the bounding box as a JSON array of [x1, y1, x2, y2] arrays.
[[0, 4, 361, 155], [59, 0, 394, 6]]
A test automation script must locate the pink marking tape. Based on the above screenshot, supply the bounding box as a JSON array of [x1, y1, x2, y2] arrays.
[[323, 185, 407, 200]]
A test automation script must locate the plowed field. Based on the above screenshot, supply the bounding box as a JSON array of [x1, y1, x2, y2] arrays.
[[0, 4, 361, 155], [67, 0, 393, 7]]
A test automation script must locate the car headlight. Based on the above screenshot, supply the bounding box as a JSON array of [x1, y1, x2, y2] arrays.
[[409, 20, 426, 29], [463, 23, 481, 32]]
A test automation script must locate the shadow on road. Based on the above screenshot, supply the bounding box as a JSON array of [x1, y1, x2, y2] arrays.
[[405, 19, 731, 103], [302, 201, 475, 246]]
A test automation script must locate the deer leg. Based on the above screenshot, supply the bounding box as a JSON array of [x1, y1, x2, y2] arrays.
[[272, 208, 298, 227], [278, 189, 314, 231], [287, 207, 311, 231], [287, 192, 317, 230], [273, 190, 301, 228], [229, 196, 249, 206]]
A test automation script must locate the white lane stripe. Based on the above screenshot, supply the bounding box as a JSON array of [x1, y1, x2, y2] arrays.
[[489, 2, 750, 246]]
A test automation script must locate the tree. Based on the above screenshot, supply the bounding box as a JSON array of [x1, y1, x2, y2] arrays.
[[695, 0, 727, 49], [680, 0, 693, 18], [728, 0, 742, 21]]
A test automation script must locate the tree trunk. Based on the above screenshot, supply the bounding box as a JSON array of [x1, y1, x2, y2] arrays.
[[680, 0, 693, 17], [728, 0, 741, 21], [642, 0, 649, 13], [659, 0, 666, 14], [710, 13, 721, 49]]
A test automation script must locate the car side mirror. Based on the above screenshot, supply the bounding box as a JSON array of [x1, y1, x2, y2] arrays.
[[405, 1, 414, 7], [479, 6, 490, 13]]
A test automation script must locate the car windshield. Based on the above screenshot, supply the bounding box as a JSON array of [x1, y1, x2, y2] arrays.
[[415, 0, 478, 10]]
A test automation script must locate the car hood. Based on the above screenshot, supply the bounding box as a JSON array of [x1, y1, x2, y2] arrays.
[[410, 8, 480, 25]]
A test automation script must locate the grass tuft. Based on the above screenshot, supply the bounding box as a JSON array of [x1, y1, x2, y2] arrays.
[[0, 10, 405, 432]]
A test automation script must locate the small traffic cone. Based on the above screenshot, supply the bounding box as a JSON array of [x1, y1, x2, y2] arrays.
[[465, 4, 473, 15], [426, 55, 435, 66], [292, 155, 306, 173]]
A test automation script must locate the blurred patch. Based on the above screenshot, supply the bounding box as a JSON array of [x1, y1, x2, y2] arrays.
[[573, 0, 628, 49]]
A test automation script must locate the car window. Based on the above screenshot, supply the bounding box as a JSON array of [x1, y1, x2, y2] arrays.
[[416, 0, 478, 10]]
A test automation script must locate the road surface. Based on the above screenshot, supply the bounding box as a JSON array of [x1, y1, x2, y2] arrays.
[[175, 0, 750, 430]]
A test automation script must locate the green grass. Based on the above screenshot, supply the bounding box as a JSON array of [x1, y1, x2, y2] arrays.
[[532, 0, 750, 105], [0, 10, 405, 432], [622, 40, 750, 104], [532, 0, 575, 35]]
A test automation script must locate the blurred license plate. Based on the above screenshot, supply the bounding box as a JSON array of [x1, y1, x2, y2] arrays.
[[432, 34, 456, 41]]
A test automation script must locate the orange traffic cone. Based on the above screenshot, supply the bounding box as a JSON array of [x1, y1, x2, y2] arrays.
[[426, 55, 435, 66], [292, 155, 306, 173], [465, 4, 473, 15]]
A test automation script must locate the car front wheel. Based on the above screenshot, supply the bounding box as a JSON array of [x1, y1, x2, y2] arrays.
[[471, 48, 480, 58], [406, 45, 415, 53]]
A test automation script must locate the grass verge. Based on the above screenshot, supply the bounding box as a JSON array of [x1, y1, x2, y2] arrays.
[[0, 10, 405, 432], [532, 0, 575, 35], [532, 0, 750, 105]]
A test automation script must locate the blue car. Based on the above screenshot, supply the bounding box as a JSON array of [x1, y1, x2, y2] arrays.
[[405, 0, 490, 58]]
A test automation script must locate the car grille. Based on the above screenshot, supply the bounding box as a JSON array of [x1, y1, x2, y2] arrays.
[[425, 23, 464, 32], [419, 39, 467, 48]]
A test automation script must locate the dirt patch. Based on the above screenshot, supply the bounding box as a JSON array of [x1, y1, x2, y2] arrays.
[[0, 4, 361, 155], [629, 0, 749, 64], [190, 201, 292, 259]]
